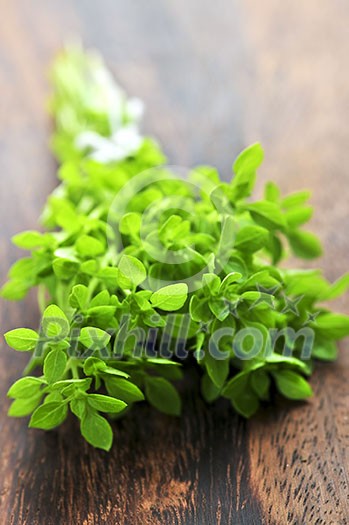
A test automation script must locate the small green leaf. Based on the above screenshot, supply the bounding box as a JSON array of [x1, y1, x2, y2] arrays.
[[70, 398, 87, 420], [69, 284, 89, 310], [234, 225, 269, 253], [231, 143, 264, 200], [52, 378, 92, 395], [282, 190, 311, 209], [12, 231, 55, 249], [1, 279, 29, 301], [42, 304, 70, 339], [53, 258, 79, 280], [221, 370, 249, 399], [145, 376, 181, 416], [79, 327, 111, 350], [288, 230, 322, 259], [264, 181, 280, 202], [43, 348, 67, 384], [8, 393, 43, 417], [81, 410, 113, 451], [29, 402, 68, 429], [244, 201, 286, 230], [233, 143, 264, 176], [150, 283, 188, 311], [89, 290, 110, 308], [119, 212, 141, 236], [87, 394, 127, 413], [313, 313, 349, 339], [285, 206, 313, 228], [4, 328, 39, 351], [7, 377, 44, 399], [250, 370, 270, 400], [83, 357, 129, 378], [76, 235, 105, 257], [118, 254, 146, 287], [231, 390, 260, 418], [104, 377, 144, 403], [202, 273, 221, 295], [312, 339, 338, 361], [273, 370, 313, 400], [201, 373, 221, 403], [320, 273, 349, 301], [204, 353, 229, 389], [44, 391, 64, 404]]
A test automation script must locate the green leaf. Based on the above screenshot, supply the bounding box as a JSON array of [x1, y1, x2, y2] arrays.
[[202, 273, 221, 295], [240, 270, 280, 291], [52, 378, 92, 395], [145, 376, 181, 416], [312, 339, 338, 361], [83, 357, 129, 378], [87, 394, 127, 413], [244, 201, 286, 230], [42, 304, 70, 339], [80, 410, 113, 451], [7, 377, 44, 399], [150, 283, 188, 311], [250, 370, 270, 400], [119, 212, 141, 236], [221, 370, 249, 398], [104, 377, 144, 404], [8, 393, 43, 417], [282, 190, 311, 209], [285, 206, 313, 228], [43, 348, 67, 384], [320, 273, 349, 301], [76, 234, 105, 257], [284, 270, 329, 298], [118, 254, 146, 287], [69, 284, 89, 309], [204, 353, 229, 389], [201, 373, 221, 403], [273, 370, 313, 400], [264, 181, 280, 202], [44, 391, 64, 404], [231, 389, 260, 418], [53, 258, 80, 280], [12, 231, 55, 250], [208, 298, 230, 321], [1, 279, 29, 301], [288, 230, 322, 259], [89, 290, 110, 307], [79, 327, 111, 350], [234, 225, 269, 253], [266, 354, 311, 375], [29, 402, 68, 429], [231, 143, 264, 200], [70, 398, 87, 420], [98, 267, 119, 288], [221, 370, 260, 417], [189, 295, 211, 323], [313, 313, 349, 339], [220, 272, 242, 291], [4, 328, 39, 351], [233, 143, 264, 175]]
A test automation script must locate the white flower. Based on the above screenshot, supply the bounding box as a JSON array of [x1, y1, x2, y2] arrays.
[[76, 125, 143, 163]]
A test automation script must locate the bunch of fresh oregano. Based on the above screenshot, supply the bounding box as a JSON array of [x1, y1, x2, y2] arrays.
[[2, 46, 349, 450]]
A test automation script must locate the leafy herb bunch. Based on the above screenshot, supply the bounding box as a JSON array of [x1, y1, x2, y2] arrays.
[[2, 47, 349, 450]]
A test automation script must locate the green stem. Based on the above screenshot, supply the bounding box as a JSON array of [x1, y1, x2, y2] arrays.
[[37, 285, 47, 314]]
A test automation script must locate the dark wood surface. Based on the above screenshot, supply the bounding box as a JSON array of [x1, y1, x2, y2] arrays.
[[1, 1, 348, 524]]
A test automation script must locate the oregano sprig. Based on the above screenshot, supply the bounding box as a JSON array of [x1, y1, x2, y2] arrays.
[[2, 45, 349, 450]]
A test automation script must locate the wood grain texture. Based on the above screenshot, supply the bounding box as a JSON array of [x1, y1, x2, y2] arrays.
[[0, 1, 348, 524]]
